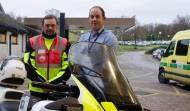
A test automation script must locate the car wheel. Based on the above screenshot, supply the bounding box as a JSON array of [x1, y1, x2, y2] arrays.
[[158, 69, 169, 84]]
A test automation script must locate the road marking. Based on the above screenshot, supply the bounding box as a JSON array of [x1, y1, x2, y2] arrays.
[[134, 87, 190, 97], [128, 72, 154, 79], [172, 86, 181, 95]]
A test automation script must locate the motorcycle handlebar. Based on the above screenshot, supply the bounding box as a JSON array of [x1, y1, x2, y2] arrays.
[[31, 82, 74, 92]]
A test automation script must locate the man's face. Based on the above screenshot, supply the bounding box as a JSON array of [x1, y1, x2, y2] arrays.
[[89, 8, 105, 32], [43, 18, 57, 36]]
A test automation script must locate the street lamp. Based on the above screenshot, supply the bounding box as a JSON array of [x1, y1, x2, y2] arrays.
[[167, 34, 170, 40], [158, 32, 162, 40]]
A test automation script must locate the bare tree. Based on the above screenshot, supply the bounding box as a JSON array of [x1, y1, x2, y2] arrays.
[[118, 15, 190, 41], [171, 15, 190, 34]]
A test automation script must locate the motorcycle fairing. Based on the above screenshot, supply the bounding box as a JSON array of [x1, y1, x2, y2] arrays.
[[68, 42, 143, 111]]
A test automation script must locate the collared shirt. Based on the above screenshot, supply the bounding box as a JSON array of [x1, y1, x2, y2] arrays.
[[91, 27, 104, 36], [79, 28, 118, 51]]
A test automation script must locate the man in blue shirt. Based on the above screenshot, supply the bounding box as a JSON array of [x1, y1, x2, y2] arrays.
[[79, 6, 118, 51]]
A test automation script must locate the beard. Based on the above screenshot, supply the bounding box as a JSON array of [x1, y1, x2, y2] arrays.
[[42, 31, 56, 39], [44, 30, 55, 36]]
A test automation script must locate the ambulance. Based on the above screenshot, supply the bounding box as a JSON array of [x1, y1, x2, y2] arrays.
[[159, 30, 190, 85]]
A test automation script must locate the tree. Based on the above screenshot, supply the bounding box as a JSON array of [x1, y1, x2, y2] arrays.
[[116, 15, 190, 41], [154, 24, 170, 40], [171, 15, 190, 34]]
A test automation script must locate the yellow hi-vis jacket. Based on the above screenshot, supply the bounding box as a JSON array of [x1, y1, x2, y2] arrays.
[[24, 35, 70, 93]]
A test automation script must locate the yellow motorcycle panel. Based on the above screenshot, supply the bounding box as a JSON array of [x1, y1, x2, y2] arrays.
[[101, 102, 118, 111], [72, 75, 105, 111]]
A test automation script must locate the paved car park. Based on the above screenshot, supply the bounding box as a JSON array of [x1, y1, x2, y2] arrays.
[[118, 51, 190, 111]]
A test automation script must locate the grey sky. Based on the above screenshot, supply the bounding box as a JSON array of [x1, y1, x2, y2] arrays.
[[1, 0, 190, 25]]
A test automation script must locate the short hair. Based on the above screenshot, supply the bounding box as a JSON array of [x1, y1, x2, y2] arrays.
[[89, 6, 106, 19], [42, 14, 58, 25]]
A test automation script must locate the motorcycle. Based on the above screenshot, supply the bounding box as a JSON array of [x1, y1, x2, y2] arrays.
[[18, 41, 149, 111], [0, 56, 27, 111]]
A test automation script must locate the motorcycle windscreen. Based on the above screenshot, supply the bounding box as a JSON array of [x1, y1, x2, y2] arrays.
[[68, 42, 142, 110]]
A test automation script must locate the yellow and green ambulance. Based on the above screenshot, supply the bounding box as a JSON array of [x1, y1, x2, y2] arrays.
[[159, 30, 190, 85]]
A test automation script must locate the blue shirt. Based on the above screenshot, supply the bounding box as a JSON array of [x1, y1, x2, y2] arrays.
[[79, 29, 118, 51]]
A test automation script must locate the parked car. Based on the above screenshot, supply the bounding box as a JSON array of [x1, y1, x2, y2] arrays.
[[152, 48, 165, 60]]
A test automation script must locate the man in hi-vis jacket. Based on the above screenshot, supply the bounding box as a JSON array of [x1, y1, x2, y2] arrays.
[[24, 14, 70, 100]]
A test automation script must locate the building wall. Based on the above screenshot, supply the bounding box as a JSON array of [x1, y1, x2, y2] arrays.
[[24, 17, 135, 30], [0, 31, 26, 61]]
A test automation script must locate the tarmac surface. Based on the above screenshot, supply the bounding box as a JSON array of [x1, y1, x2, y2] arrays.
[[117, 51, 190, 111]]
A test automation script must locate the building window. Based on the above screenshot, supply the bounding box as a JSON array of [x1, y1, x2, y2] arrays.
[[0, 33, 6, 44], [11, 35, 18, 45]]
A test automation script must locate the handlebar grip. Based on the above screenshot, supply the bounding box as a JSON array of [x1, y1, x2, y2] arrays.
[[31, 82, 71, 92]]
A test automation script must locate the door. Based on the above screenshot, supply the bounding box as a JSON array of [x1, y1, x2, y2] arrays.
[[162, 41, 176, 78], [171, 39, 190, 83]]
